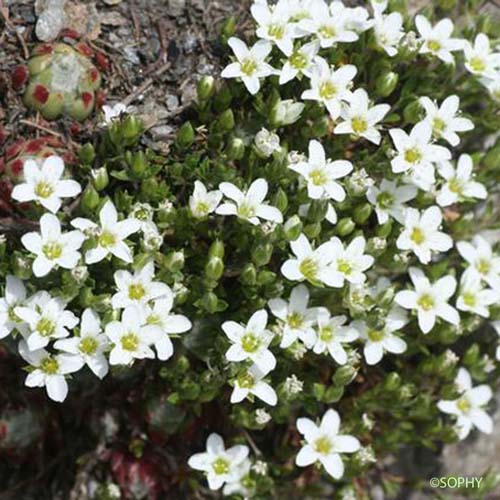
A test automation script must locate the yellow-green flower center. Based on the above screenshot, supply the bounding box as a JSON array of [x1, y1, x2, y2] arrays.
[[290, 50, 308, 70], [212, 457, 230, 475], [42, 241, 63, 260], [476, 259, 491, 275], [318, 25, 336, 39], [427, 40, 441, 52], [128, 283, 146, 300], [432, 117, 446, 136], [319, 326, 334, 342], [314, 435, 333, 455], [299, 257, 319, 281], [237, 202, 256, 219], [34, 181, 54, 199], [469, 56, 486, 73], [462, 292, 476, 307], [195, 201, 209, 215], [410, 227, 425, 245], [241, 58, 257, 76], [99, 231, 116, 248], [40, 356, 59, 375], [287, 312, 303, 329], [448, 177, 463, 194], [146, 313, 162, 326], [268, 23, 285, 40], [352, 117, 368, 134], [457, 396, 471, 413], [237, 371, 255, 389], [368, 329, 385, 342], [79, 336, 99, 355], [37, 317, 56, 337], [319, 81, 337, 100], [376, 191, 394, 209], [337, 259, 352, 275], [404, 147, 422, 164], [241, 333, 260, 353], [121, 332, 139, 351], [310, 168, 327, 186], [418, 293, 435, 311]]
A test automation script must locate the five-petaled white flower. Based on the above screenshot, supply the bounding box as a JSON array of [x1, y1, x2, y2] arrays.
[[216, 178, 283, 225], [101, 102, 129, 126], [221, 37, 275, 95], [373, 7, 404, 57], [71, 200, 141, 264], [21, 213, 84, 278], [188, 433, 250, 491], [366, 180, 417, 224], [19, 340, 82, 402], [189, 180, 223, 219], [139, 293, 192, 361], [437, 367, 493, 440], [279, 41, 319, 85], [295, 409, 361, 479], [223, 309, 276, 373], [15, 294, 78, 351], [11, 155, 81, 213], [268, 284, 322, 348], [389, 121, 451, 191], [313, 311, 358, 364], [436, 154, 487, 207], [288, 140, 353, 201], [395, 267, 459, 334], [54, 308, 109, 379], [415, 15, 463, 64], [456, 236, 500, 291], [334, 89, 390, 145], [111, 261, 170, 309], [353, 307, 408, 365], [302, 57, 356, 120], [396, 206, 453, 264], [326, 236, 374, 287], [231, 364, 277, 406], [0, 275, 28, 338], [463, 33, 500, 79], [419, 95, 474, 146], [105, 306, 162, 365], [456, 272, 498, 318]]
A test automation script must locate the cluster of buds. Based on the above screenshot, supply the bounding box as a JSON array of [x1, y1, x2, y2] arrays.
[[12, 40, 106, 121]]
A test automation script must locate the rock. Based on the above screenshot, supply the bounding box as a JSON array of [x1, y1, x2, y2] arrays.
[[165, 94, 179, 111], [167, 0, 186, 17], [35, 0, 66, 41], [150, 125, 175, 141]]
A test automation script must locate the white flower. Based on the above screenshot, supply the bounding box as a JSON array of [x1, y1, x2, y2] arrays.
[[15, 295, 78, 350], [18, 340, 82, 402], [313, 311, 358, 364], [221, 37, 275, 95], [299, 1, 358, 48], [334, 89, 390, 145], [436, 154, 487, 207], [216, 178, 283, 225], [141, 222, 163, 252], [139, 293, 192, 361], [295, 409, 360, 479], [223, 309, 276, 372], [268, 284, 321, 348], [255, 408, 272, 425], [437, 367, 493, 440], [231, 364, 277, 406], [21, 214, 84, 278], [254, 128, 281, 157], [11, 155, 81, 213], [288, 140, 353, 201], [101, 103, 129, 126], [463, 33, 500, 79], [419, 95, 474, 146], [347, 168, 374, 195], [111, 261, 170, 309], [326, 236, 375, 287], [223, 459, 254, 498], [188, 433, 249, 491], [71, 200, 141, 264], [189, 180, 223, 219], [252, 0, 298, 55], [395, 267, 459, 334], [284, 374, 303, 395], [279, 41, 319, 85], [105, 306, 162, 365], [456, 235, 500, 291], [396, 206, 453, 264], [373, 8, 404, 57], [389, 121, 451, 191], [415, 15, 464, 64], [270, 99, 305, 125], [280, 233, 340, 287], [353, 308, 408, 365], [302, 57, 357, 120], [482, 77, 500, 101], [54, 308, 109, 379], [366, 180, 417, 224], [456, 272, 498, 318], [339, 3, 373, 34], [0, 275, 28, 338]]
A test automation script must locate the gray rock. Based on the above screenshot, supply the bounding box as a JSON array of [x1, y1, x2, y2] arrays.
[[167, 0, 186, 17]]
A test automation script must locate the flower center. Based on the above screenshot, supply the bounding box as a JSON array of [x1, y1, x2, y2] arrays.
[[290, 50, 308, 70], [237, 371, 255, 389], [417, 293, 435, 311], [376, 191, 394, 209], [368, 329, 385, 342], [212, 457, 230, 476], [268, 23, 285, 39], [287, 312, 304, 329], [79, 336, 99, 355], [457, 396, 471, 413], [128, 283, 146, 300], [410, 227, 426, 245], [8, 306, 21, 323], [404, 147, 422, 164], [299, 257, 319, 281], [146, 313, 162, 326], [241, 58, 257, 76], [314, 435, 333, 455], [469, 56, 486, 73], [195, 201, 209, 215], [37, 317, 56, 337], [337, 259, 352, 275], [310, 168, 328, 186], [34, 181, 54, 199], [40, 356, 59, 375], [432, 117, 446, 136], [352, 117, 368, 134], [319, 326, 334, 342], [476, 259, 491, 275], [448, 177, 463, 194], [99, 231, 116, 248], [427, 40, 441, 52], [42, 241, 63, 260], [121, 332, 139, 352], [319, 81, 337, 100], [237, 202, 257, 219], [241, 333, 260, 353], [318, 25, 336, 39], [462, 292, 476, 307]]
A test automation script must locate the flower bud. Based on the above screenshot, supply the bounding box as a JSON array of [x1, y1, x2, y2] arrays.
[[221, 16, 236, 40], [214, 86, 232, 112], [336, 217, 356, 236], [304, 222, 321, 239], [201, 291, 219, 313], [376, 220, 393, 238], [91, 166, 109, 191], [240, 263, 257, 285], [332, 365, 357, 386], [82, 183, 100, 210], [218, 109, 235, 131], [353, 203, 373, 225], [403, 100, 424, 124], [254, 128, 281, 158], [197, 75, 215, 101], [205, 256, 224, 281], [375, 71, 399, 97], [284, 215, 303, 241], [225, 137, 245, 160], [177, 122, 195, 148], [78, 143, 95, 164], [308, 200, 328, 223], [129, 151, 149, 177], [273, 187, 288, 213], [209, 240, 225, 260], [165, 251, 184, 273], [384, 372, 401, 391], [252, 242, 273, 267], [269, 99, 305, 127]]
